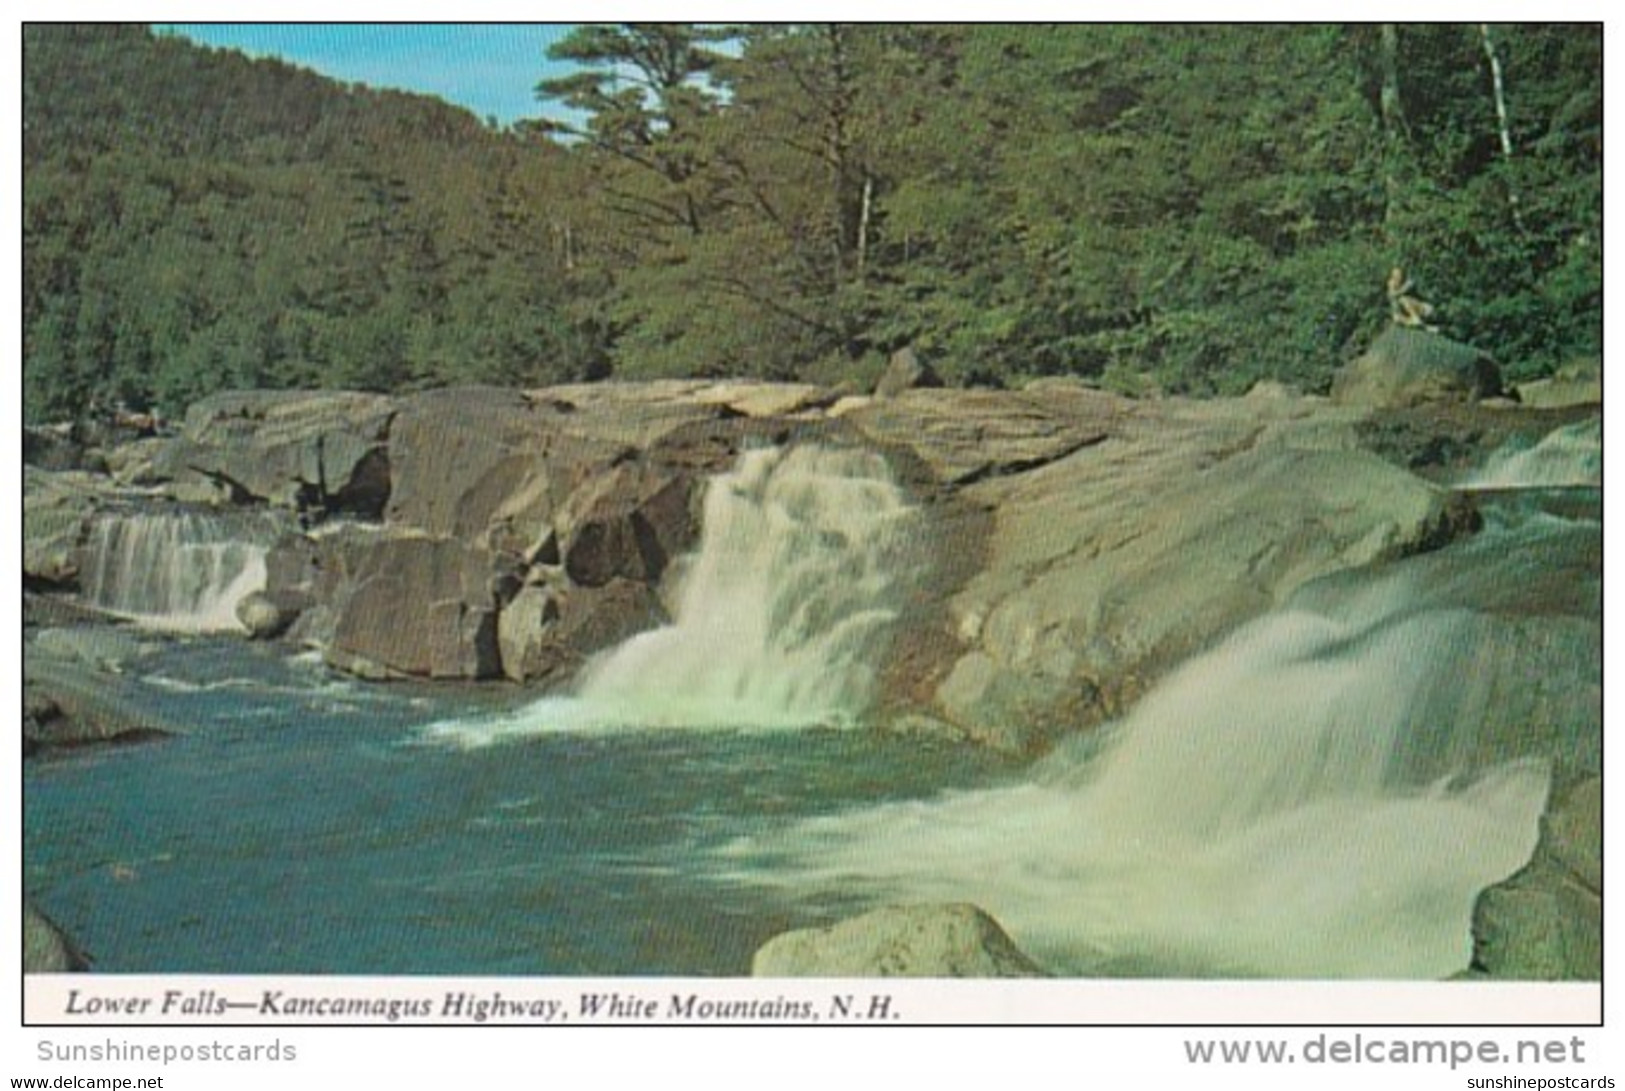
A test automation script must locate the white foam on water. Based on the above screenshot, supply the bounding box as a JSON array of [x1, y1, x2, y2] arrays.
[[82, 511, 279, 634], [1461, 418, 1601, 490], [720, 591, 1550, 979]]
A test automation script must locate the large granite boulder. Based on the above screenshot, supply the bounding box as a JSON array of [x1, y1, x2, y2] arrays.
[[495, 583, 564, 683], [1333, 326, 1503, 409], [752, 904, 1046, 978], [152, 389, 395, 515], [31, 627, 147, 673], [1467, 775, 1600, 980], [308, 521, 673, 683], [907, 395, 1476, 752], [496, 578, 667, 685], [388, 387, 578, 543], [324, 533, 506, 680]]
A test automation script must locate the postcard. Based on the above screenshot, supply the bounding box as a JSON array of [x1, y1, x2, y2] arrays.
[[14, 18, 1605, 1086]]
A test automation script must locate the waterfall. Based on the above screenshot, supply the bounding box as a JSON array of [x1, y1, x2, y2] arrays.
[[721, 509, 1585, 979], [1461, 417, 1601, 489], [424, 443, 920, 745], [82, 510, 281, 633]]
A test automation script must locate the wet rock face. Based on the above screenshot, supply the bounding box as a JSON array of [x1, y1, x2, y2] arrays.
[[1468, 775, 1600, 981], [1514, 359, 1600, 410], [559, 464, 695, 589], [24, 425, 94, 472], [873, 345, 943, 399]]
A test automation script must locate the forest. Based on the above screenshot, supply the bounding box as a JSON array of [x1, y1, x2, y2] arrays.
[[21, 23, 1602, 423]]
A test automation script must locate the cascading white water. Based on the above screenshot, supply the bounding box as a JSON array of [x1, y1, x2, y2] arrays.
[[1461, 417, 1601, 489], [425, 443, 919, 746], [721, 513, 1575, 979], [577, 444, 918, 725], [82, 511, 279, 633]]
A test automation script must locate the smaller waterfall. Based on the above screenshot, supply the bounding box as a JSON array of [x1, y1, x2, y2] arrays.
[[1461, 418, 1601, 489], [82, 510, 282, 633], [423, 443, 920, 746], [575, 444, 918, 728]]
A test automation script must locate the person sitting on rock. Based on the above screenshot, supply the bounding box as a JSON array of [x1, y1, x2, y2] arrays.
[[1387, 266, 1439, 332]]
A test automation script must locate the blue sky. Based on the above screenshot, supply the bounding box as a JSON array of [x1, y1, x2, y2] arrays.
[[157, 24, 581, 126]]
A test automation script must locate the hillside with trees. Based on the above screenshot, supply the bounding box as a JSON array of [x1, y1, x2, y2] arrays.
[[22, 23, 1601, 423]]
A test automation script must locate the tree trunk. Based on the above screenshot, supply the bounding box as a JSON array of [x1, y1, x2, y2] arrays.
[[1380, 24, 1405, 135], [1479, 23, 1527, 230], [1380, 24, 1408, 239], [857, 173, 873, 281]]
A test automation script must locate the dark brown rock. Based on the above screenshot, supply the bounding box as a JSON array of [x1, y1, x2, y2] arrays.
[[326, 535, 504, 680], [561, 463, 695, 588], [496, 584, 565, 683], [24, 467, 118, 589]]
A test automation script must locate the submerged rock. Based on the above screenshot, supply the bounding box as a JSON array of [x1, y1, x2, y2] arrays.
[[752, 904, 1046, 978], [24, 651, 171, 755]]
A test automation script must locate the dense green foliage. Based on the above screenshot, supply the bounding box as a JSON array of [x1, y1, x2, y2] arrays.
[[23, 23, 1600, 422], [23, 24, 607, 422]]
